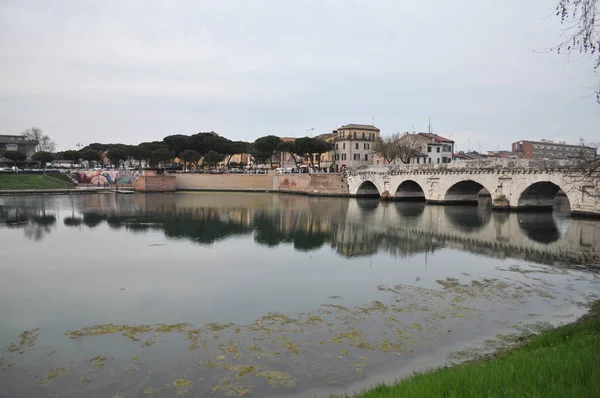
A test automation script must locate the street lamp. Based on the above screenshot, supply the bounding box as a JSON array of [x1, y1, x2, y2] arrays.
[[306, 127, 314, 137]]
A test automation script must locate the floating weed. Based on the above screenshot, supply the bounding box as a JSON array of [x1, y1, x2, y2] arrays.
[[331, 329, 375, 350], [411, 323, 423, 332], [144, 387, 157, 395], [257, 371, 297, 388], [185, 329, 201, 351], [206, 322, 233, 332], [4, 328, 39, 354], [380, 339, 404, 353], [155, 323, 192, 333], [213, 378, 254, 396], [278, 335, 301, 355], [328, 296, 342, 299], [65, 324, 153, 341], [261, 312, 299, 325], [353, 356, 369, 373], [237, 366, 257, 378], [173, 379, 192, 387], [89, 356, 108, 370], [37, 367, 72, 385]]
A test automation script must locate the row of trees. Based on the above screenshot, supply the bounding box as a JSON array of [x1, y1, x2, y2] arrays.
[[60, 133, 333, 170]]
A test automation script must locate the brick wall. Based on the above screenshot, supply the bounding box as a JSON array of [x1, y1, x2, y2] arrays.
[[175, 173, 274, 191], [277, 173, 349, 196], [134, 175, 176, 192]]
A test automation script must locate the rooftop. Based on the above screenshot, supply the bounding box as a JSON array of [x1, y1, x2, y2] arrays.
[[337, 124, 380, 131], [416, 132, 454, 144]]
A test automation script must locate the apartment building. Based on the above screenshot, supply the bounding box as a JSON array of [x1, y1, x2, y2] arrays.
[[333, 124, 380, 170], [512, 139, 596, 159]]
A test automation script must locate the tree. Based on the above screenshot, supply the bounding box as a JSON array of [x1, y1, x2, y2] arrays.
[[566, 140, 600, 197], [80, 149, 102, 168], [3, 150, 26, 165], [555, 0, 600, 102], [163, 135, 192, 161], [277, 141, 302, 169], [204, 150, 225, 169], [253, 135, 282, 168], [313, 139, 333, 169], [63, 150, 80, 168], [131, 145, 153, 168], [224, 141, 250, 167], [106, 148, 127, 169], [372, 133, 424, 165], [32, 151, 54, 169], [152, 147, 173, 168], [181, 149, 202, 171], [22, 127, 56, 152]]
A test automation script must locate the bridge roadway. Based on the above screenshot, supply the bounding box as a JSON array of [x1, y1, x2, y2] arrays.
[[345, 159, 600, 216]]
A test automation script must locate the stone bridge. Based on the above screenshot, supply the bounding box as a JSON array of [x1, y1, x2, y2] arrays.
[[345, 159, 600, 216]]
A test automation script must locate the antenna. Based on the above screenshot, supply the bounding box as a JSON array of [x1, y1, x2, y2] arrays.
[[428, 117, 431, 133], [411, 125, 415, 134], [372, 114, 375, 125]]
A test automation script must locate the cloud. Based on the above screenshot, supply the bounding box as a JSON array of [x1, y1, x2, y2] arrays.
[[0, 0, 598, 150]]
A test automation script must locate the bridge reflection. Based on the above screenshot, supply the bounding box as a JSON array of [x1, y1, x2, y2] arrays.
[[0, 193, 598, 265]]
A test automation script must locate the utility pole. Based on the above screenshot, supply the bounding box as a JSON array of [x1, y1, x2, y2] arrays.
[[428, 117, 432, 134]]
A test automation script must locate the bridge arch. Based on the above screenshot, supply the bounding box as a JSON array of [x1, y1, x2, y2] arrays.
[[444, 180, 492, 205], [516, 181, 571, 211], [394, 180, 426, 201], [356, 181, 381, 197]]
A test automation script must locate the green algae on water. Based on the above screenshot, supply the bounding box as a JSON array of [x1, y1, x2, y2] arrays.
[[37, 367, 72, 385], [257, 370, 297, 388], [173, 379, 193, 387]]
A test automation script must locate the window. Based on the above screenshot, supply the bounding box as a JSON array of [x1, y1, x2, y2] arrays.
[[436, 147, 440, 153], [427, 146, 432, 152], [362, 132, 365, 139], [364, 143, 369, 149], [364, 154, 368, 161], [335, 154, 339, 160], [341, 154, 346, 160], [343, 143, 346, 149], [336, 144, 338, 150], [416, 157, 420, 164], [376, 159, 380, 165], [437, 158, 440, 163], [428, 158, 431, 163], [352, 154, 359, 160], [353, 132, 357, 139]]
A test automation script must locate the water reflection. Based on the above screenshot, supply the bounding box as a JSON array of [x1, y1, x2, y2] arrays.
[[0, 193, 598, 265]]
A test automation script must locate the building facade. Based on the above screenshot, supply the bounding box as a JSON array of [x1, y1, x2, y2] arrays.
[[333, 124, 380, 170], [512, 139, 597, 159], [374, 132, 454, 166], [0, 135, 38, 160]]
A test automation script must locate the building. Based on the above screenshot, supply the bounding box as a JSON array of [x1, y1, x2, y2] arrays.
[[313, 131, 338, 170], [512, 139, 597, 159], [0, 134, 38, 160], [374, 132, 454, 166], [333, 124, 380, 170]]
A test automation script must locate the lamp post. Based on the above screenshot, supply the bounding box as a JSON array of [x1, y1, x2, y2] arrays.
[[306, 127, 314, 137]]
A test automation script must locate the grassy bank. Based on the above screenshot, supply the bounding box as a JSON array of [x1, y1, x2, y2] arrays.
[[338, 302, 600, 398], [0, 173, 75, 190]]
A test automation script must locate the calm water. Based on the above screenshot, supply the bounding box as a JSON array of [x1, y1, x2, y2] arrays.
[[0, 193, 599, 398]]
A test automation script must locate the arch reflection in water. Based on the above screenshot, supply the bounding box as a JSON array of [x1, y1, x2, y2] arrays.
[[517, 212, 565, 245], [0, 193, 597, 265], [444, 205, 492, 233]]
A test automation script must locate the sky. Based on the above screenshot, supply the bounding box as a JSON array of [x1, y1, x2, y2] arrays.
[[0, 0, 599, 152]]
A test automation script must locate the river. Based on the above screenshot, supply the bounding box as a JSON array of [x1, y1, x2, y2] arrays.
[[0, 192, 598, 397]]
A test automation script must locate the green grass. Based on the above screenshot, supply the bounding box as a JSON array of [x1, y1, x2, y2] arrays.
[[45, 172, 76, 185], [337, 303, 600, 398], [0, 173, 75, 190]]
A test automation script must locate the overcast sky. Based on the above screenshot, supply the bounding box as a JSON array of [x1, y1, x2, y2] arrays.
[[1, 0, 598, 152]]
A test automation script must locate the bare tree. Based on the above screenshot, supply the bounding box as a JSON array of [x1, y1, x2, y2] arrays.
[[566, 139, 600, 197], [555, 0, 600, 102], [372, 133, 424, 165], [397, 133, 425, 164], [372, 133, 402, 164], [22, 127, 56, 152]]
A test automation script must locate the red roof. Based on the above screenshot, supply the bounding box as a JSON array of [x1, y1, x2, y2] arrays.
[[417, 132, 454, 144]]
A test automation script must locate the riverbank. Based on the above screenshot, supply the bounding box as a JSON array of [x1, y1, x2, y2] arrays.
[[0, 173, 74, 190], [337, 300, 600, 398]]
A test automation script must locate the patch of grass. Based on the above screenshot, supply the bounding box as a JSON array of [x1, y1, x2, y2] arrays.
[[333, 302, 600, 398], [0, 174, 74, 190]]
